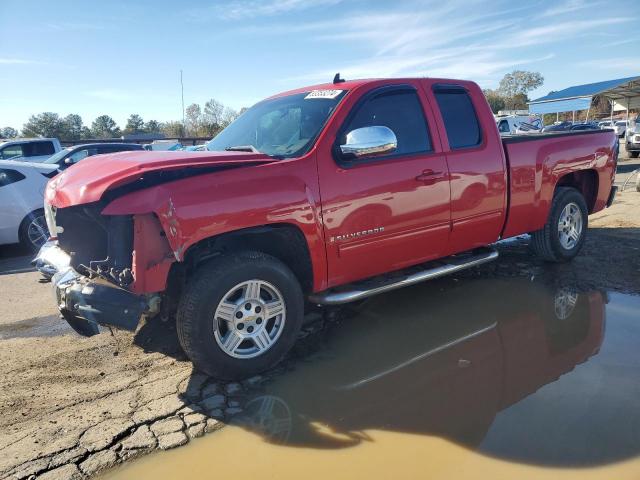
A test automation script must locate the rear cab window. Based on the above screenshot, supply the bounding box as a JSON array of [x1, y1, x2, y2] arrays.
[[21, 141, 56, 158], [337, 86, 432, 163], [433, 85, 482, 149], [31, 141, 55, 156]]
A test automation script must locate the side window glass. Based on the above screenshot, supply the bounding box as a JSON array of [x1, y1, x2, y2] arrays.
[[32, 141, 55, 156], [342, 89, 431, 158], [0, 145, 24, 159], [433, 87, 482, 149], [68, 149, 90, 163], [498, 120, 510, 133]]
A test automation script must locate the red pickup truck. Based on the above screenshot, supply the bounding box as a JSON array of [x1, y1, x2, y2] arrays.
[[38, 77, 617, 379]]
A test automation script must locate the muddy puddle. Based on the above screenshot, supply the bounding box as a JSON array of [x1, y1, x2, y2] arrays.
[[103, 277, 640, 479]]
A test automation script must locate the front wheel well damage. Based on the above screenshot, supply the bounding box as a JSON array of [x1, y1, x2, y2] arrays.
[[161, 224, 314, 320]]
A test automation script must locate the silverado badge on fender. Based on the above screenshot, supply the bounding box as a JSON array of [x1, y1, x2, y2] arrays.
[[330, 227, 385, 243]]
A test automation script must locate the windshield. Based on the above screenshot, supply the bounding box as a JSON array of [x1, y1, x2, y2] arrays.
[[42, 148, 71, 164], [206, 90, 347, 158]]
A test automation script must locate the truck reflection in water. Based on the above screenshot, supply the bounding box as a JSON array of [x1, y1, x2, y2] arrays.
[[231, 278, 608, 465]]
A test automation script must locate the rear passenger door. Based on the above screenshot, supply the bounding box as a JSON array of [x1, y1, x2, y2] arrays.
[[318, 83, 451, 286], [426, 83, 507, 253]]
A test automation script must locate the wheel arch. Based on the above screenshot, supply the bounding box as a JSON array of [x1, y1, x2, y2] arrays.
[[179, 223, 315, 294], [554, 168, 599, 213]]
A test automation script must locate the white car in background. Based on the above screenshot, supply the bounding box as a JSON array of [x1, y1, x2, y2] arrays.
[[0, 138, 62, 162], [0, 142, 145, 252], [496, 115, 542, 135], [613, 120, 628, 138], [0, 160, 57, 251]]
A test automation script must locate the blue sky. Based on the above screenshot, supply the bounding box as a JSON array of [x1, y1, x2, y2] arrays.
[[1, 0, 638, 130]]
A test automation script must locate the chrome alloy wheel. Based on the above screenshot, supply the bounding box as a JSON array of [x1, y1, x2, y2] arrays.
[[554, 289, 579, 320], [213, 280, 286, 359], [27, 214, 49, 249], [557, 202, 583, 250]]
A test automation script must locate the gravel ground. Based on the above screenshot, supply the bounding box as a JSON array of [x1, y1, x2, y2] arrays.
[[0, 164, 638, 479]]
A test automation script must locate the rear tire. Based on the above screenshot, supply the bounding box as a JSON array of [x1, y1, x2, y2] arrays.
[[176, 251, 304, 380], [530, 187, 588, 262], [18, 209, 48, 252]]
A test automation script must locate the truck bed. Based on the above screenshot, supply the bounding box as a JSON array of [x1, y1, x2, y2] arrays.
[[501, 129, 613, 144], [500, 129, 617, 239]]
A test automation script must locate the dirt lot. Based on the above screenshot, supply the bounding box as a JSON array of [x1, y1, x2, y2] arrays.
[[0, 163, 639, 479]]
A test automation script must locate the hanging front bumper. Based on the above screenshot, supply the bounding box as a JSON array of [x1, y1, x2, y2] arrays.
[[53, 264, 146, 337]]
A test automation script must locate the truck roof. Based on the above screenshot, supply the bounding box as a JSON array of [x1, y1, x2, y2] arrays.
[[0, 138, 59, 142], [269, 77, 477, 100], [269, 78, 380, 99]]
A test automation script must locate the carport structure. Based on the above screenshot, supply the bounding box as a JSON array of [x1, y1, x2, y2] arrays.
[[528, 75, 640, 123]]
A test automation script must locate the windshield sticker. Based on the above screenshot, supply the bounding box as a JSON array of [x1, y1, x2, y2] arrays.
[[304, 89, 343, 100]]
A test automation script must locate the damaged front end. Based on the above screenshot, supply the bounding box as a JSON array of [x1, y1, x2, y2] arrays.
[[41, 203, 168, 337], [54, 266, 147, 336]]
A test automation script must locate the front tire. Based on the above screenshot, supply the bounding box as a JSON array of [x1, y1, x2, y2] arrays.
[[19, 209, 49, 252], [530, 187, 588, 262], [629, 151, 639, 158], [177, 251, 304, 380]]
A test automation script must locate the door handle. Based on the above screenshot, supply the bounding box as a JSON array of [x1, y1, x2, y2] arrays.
[[415, 170, 443, 183]]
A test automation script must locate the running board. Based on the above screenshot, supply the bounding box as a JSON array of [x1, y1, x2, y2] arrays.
[[309, 247, 499, 305]]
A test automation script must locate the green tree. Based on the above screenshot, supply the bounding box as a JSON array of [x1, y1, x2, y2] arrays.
[[145, 119, 162, 133], [510, 93, 529, 110], [91, 115, 121, 138], [202, 98, 223, 135], [124, 114, 145, 135], [63, 114, 84, 140], [482, 89, 505, 114], [22, 112, 67, 138], [0, 127, 18, 138], [185, 103, 202, 136], [161, 121, 184, 137], [498, 70, 544, 110], [80, 126, 93, 139]]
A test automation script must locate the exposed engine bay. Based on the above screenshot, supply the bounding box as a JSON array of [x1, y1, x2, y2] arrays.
[[54, 203, 135, 287]]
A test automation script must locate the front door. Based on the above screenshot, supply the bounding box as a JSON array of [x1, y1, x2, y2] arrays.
[[317, 82, 451, 287]]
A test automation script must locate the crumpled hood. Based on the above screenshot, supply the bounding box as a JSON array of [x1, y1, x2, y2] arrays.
[[45, 150, 276, 208]]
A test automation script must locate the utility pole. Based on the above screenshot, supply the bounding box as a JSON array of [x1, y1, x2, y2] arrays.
[[180, 70, 185, 137]]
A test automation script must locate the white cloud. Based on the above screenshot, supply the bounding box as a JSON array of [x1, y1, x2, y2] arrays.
[[538, 0, 601, 18], [602, 39, 634, 48], [45, 22, 105, 31], [188, 0, 344, 20], [285, 52, 555, 87], [268, 2, 575, 87], [0, 58, 44, 65], [506, 18, 629, 48], [576, 58, 640, 71]]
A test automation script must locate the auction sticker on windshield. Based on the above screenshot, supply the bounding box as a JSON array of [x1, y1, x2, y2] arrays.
[[304, 90, 343, 99]]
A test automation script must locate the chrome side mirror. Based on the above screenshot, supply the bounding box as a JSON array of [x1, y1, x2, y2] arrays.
[[340, 126, 397, 159]]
